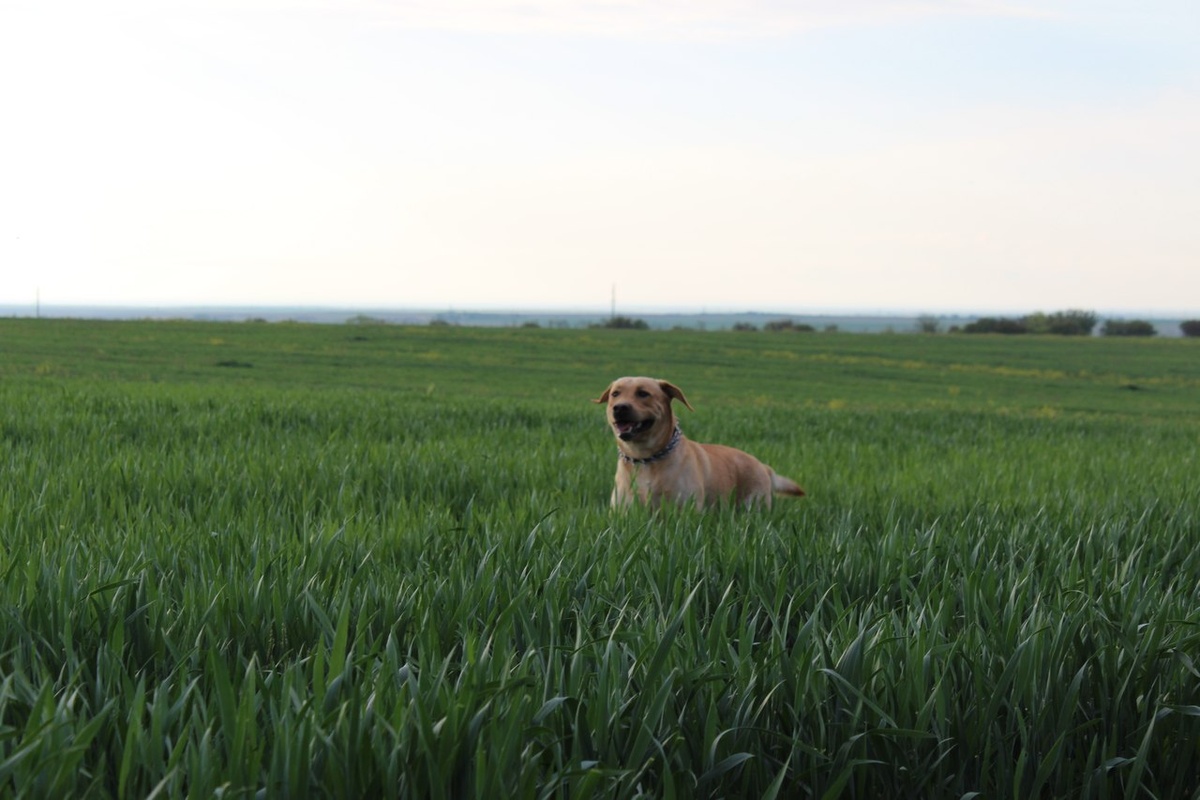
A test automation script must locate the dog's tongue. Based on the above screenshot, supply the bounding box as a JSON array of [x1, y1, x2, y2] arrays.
[[616, 421, 636, 434]]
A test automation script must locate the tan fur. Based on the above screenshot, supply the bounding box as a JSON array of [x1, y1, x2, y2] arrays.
[[594, 376, 805, 509]]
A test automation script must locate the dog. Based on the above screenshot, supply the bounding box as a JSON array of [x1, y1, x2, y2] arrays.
[[595, 376, 805, 509]]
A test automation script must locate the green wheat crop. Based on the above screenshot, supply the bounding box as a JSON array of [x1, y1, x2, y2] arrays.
[[0, 319, 1197, 798]]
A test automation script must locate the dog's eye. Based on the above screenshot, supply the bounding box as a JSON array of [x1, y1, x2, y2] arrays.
[[610, 390, 620, 398], [636, 389, 650, 398]]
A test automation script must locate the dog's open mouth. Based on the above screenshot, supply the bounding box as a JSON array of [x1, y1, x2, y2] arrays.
[[613, 418, 654, 441]]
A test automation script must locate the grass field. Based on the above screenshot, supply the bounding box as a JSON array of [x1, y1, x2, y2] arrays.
[[1, 318, 1198, 798]]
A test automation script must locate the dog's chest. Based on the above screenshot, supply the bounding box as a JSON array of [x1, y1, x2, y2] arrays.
[[616, 453, 696, 503]]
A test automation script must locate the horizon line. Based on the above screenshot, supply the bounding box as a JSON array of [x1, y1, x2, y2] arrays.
[[2, 303, 1198, 321]]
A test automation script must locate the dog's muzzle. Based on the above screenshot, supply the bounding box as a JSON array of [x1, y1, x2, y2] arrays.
[[611, 404, 654, 441]]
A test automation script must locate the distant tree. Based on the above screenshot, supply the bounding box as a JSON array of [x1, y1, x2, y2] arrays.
[[521, 321, 541, 328], [1021, 312, 1049, 334], [764, 319, 816, 332], [1051, 310, 1099, 335], [915, 315, 940, 334], [1102, 319, 1157, 337], [592, 316, 649, 330], [732, 322, 759, 332], [1180, 320, 1200, 337], [1024, 309, 1098, 336], [963, 317, 1028, 334], [347, 314, 387, 325]]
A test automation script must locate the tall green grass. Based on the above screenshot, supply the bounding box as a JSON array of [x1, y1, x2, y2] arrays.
[[0, 320, 1198, 797]]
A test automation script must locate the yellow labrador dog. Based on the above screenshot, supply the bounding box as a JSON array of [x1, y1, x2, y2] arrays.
[[595, 376, 805, 509]]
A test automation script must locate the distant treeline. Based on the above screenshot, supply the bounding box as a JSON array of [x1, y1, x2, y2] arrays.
[[955, 310, 1200, 337], [347, 310, 1200, 337], [960, 310, 1101, 336], [592, 310, 1200, 337]]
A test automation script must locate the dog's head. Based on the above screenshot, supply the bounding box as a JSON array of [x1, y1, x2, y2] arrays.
[[594, 376, 693, 445]]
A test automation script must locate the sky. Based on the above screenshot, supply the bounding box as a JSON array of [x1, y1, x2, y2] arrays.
[[2, 0, 1198, 315]]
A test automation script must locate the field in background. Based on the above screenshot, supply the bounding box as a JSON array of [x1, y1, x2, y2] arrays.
[[1, 318, 1198, 797]]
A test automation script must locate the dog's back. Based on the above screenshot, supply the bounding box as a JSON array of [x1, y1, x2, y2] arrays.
[[693, 442, 804, 508]]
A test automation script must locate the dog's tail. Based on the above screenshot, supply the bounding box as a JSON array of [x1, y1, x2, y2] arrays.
[[770, 471, 806, 498]]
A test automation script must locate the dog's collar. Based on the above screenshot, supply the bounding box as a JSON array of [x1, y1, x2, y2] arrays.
[[619, 426, 683, 466]]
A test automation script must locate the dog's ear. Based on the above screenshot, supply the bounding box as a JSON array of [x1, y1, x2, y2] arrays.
[[594, 384, 612, 404], [659, 381, 694, 411]]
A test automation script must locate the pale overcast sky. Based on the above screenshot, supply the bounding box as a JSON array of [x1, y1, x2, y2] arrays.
[[2, 1, 1197, 313]]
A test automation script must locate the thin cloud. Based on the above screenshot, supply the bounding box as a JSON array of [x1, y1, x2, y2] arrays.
[[301, 0, 1059, 39], [8, 0, 1062, 38]]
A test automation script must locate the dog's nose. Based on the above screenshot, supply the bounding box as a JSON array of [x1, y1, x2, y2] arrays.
[[612, 403, 632, 418]]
